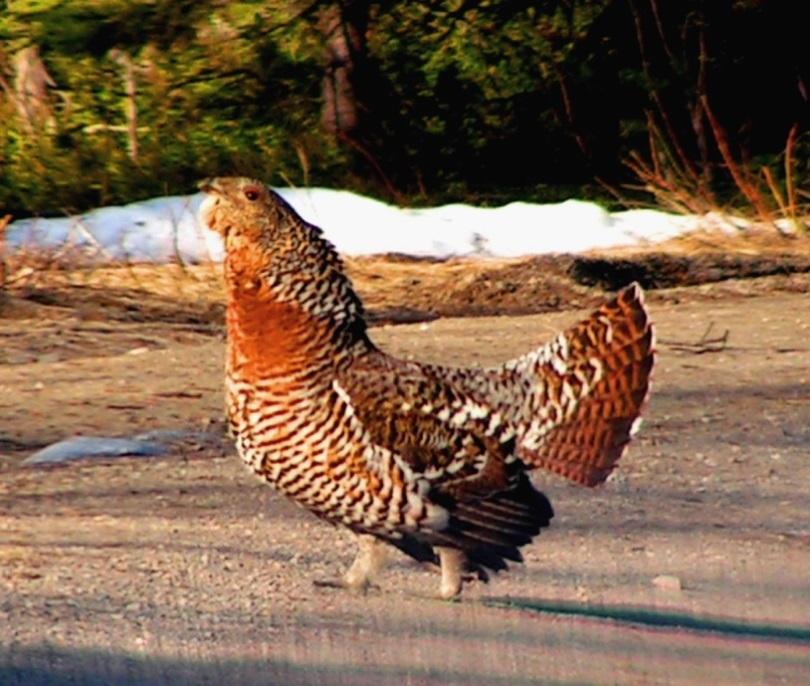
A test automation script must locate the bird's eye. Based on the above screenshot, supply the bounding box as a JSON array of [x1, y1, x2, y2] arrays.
[[244, 188, 259, 201]]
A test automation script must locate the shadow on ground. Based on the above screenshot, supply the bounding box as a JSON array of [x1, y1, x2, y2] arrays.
[[0, 644, 577, 686], [482, 597, 810, 644]]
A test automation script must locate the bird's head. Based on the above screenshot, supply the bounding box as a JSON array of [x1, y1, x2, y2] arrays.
[[198, 177, 361, 326], [198, 177, 292, 251]]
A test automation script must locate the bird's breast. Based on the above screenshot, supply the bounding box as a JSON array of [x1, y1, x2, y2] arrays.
[[226, 286, 330, 379], [224, 285, 346, 467]]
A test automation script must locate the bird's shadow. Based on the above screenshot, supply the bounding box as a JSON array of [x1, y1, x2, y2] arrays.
[[478, 595, 810, 645]]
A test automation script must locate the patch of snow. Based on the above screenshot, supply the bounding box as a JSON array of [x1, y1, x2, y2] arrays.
[[5, 187, 712, 262], [7, 195, 215, 263]]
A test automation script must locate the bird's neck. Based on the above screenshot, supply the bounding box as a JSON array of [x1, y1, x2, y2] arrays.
[[223, 240, 371, 382]]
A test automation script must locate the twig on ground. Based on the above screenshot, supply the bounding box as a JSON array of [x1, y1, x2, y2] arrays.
[[661, 321, 730, 354]]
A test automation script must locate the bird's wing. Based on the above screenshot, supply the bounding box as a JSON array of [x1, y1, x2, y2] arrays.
[[337, 351, 516, 497], [336, 352, 553, 572]]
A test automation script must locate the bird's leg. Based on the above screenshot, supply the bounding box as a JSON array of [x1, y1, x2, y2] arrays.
[[437, 546, 465, 600], [343, 534, 386, 589], [314, 533, 386, 593]]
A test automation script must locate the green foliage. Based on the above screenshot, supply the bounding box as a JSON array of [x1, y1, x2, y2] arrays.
[[365, 1, 611, 193], [0, 0, 805, 217], [0, 0, 343, 216]]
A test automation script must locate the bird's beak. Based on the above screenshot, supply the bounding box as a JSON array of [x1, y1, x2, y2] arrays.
[[198, 178, 221, 195], [198, 179, 223, 234]]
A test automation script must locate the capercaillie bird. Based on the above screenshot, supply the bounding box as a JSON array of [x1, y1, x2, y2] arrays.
[[199, 177, 655, 599]]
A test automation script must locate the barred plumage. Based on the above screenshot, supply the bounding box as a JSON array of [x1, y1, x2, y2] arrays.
[[199, 177, 655, 598]]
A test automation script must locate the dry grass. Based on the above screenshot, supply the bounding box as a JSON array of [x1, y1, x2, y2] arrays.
[[623, 111, 808, 235]]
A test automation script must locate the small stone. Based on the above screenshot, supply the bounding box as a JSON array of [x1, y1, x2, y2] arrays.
[[36, 352, 62, 363], [652, 574, 682, 592]]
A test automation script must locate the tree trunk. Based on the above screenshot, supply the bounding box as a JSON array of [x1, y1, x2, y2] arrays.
[[110, 49, 139, 163], [319, 0, 370, 138], [12, 46, 55, 137]]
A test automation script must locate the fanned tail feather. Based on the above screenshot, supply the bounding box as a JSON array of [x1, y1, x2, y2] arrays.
[[513, 282, 655, 486]]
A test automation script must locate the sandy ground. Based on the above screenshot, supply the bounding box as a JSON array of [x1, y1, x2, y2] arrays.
[[1, 262, 809, 685]]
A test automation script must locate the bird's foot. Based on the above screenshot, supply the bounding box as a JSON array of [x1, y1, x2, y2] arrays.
[[436, 546, 467, 600], [312, 533, 386, 595]]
